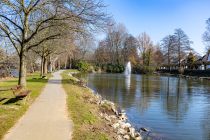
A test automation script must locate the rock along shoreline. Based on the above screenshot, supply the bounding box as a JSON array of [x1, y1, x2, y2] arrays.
[[69, 72, 143, 140]]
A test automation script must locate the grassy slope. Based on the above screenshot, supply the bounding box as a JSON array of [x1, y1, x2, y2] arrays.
[[0, 73, 50, 139], [62, 70, 115, 140]]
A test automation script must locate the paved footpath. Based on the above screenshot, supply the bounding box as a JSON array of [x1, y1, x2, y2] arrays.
[[4, 70, 73, 140]]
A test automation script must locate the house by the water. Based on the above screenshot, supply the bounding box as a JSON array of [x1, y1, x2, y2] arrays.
[[197, 52, 210, 70]]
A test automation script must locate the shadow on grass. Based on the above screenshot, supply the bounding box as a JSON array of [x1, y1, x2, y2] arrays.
[[0, 98, 7, 102], [3, 98, 21, 105], [0, 77, 48, 84], [62, 78, 77, 84], [27, 78, 74, 85], [26, 78, 49, 84]]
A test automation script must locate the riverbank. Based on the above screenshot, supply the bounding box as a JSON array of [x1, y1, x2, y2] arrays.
[[157, 72, 210, 81], [0, 73, 51, 139], [157, 69, 210, 78], [62, 70, 142, 140]]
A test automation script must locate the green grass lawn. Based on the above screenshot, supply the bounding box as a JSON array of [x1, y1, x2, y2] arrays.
[[0, 73, 50, 139], [62, 70, 116, 140]]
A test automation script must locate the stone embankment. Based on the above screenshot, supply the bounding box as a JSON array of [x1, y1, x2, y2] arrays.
[[69, 72, 143, 140], [97, 98, 142, 140]]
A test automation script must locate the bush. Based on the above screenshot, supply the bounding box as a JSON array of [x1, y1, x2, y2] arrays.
[[106, 64, 125, 73], [75, 61, 90, 72], [133, 65, 155, 74], [106, 64, 113, 73]]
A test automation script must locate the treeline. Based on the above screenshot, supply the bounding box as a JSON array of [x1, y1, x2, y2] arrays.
[[94, 24, 162, 73], [0, 0, 110, 86], [94, 18, 210, 74]]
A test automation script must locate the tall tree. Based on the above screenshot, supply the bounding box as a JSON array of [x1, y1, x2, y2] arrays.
[[174, 28, 192, 67], [95, 40, 111, 65], [161, 35, 176, 66], [153, 46, 164, 67], [122, 35, 138, 65], [137, 32, 153, 66], [106, 23, 127, 64], [0, 0, 110, 86], [203, 18, 210, 52]]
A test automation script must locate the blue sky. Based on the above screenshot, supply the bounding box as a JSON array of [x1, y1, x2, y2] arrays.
[[101, 0, 210, 55]]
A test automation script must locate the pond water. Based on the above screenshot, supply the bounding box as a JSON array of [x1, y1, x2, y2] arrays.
[[78, 73, 210, 140]]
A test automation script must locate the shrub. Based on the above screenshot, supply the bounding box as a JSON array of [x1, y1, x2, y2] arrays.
[[106, 64, 125, 73], [133, 64, 155, 74], [106, 64, 113, 73], [75, 61, 90, 72]]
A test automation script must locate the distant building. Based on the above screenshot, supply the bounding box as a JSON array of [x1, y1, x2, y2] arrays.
[[197, 52, 210, 70], [207, 53, 210, 69]]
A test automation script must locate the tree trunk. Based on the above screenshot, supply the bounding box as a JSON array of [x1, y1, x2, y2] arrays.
[[40, 55, 44, 77], [18, 11, 29, 87], [69, 56, 72, 69], [58, 59, 61, 70], [31, 62, 35, 73], [64, 57, 67, 69], [52, 60, 55, 71], [48, 56, 53, 73], [48, 62, 52, 72], [18, 53, 27, 87], [142, 52, 145, 66], [179, 51, 181, 67], [178, 42, 181, 68], [43, 57, 48, 75], [168, 47, 170, 70]]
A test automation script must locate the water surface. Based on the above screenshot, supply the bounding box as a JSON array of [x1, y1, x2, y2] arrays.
[[79, 73, 210, 140]]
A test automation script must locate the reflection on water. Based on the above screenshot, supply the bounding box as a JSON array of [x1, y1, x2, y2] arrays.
[[79, 73, 210, 140], [125, 75, 131, 91]]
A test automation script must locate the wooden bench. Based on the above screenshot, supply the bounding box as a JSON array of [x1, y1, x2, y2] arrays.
[[11, 85, 31, 103], [15, 90, 31, 99]]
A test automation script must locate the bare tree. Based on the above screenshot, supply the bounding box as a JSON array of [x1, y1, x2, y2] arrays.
[[73, 36, 95, 60], [26, 50, 39, 73], [174, 28, 192, 67], [161, 35, 176, 66], [32, 43, 54, 77], [94, 40, 111, 65], [203, 18, 210, 52], [137, 32, 153, 66], [106, 23, 127, 64], [153, 46, 164, 67], [0, 0, 110, 86], [122, 35, 138, 65]]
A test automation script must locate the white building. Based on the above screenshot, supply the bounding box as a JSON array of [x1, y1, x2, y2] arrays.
[[199, 52, 210, 70], [207, 53, 210, 69]]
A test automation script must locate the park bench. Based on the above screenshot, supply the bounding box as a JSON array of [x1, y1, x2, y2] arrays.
[[11, 85, 31, 103], [11, 85, 31, 98], [0, 85, 31, 104]]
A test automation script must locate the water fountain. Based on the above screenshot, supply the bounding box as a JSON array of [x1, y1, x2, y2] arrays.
[[125, 61, 131, 90], [124, 61, 131, 75]]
